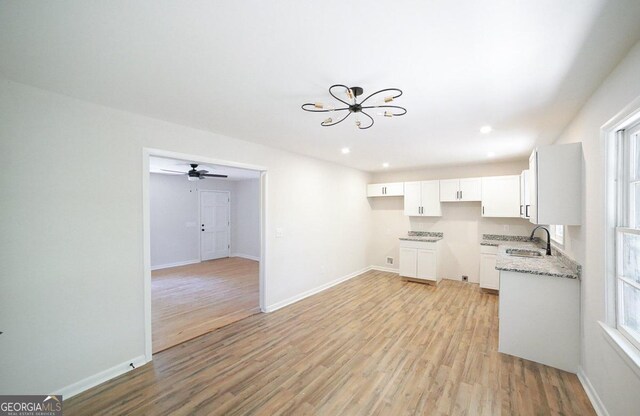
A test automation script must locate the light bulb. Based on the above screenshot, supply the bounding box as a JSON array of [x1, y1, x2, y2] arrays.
[[314, 102, 324, 109], [346, 89, 353, 99], [384, 96, 394, 103], [480, 125, 492, 134], [355, 120, 361, 128], [323, 117, 332, 124], [384, 111, 393, 117], [382, 162, 390, 168]]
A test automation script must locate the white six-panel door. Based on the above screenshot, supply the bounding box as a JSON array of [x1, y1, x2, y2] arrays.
[[200, 190, 230, 261]]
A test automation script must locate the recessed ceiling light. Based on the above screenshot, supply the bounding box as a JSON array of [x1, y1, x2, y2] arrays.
[[480, 125, 493, 134], [382, 162, 390, 168], [341, 147, 350, 154], [487, 151, 496, 158]]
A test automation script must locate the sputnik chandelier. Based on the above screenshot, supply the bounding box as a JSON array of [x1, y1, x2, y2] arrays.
[[301, 84, 407, 130]]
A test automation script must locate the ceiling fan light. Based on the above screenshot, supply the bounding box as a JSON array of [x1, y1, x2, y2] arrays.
[[384, 111, 393, 117], [384, 96, 394, 103], [314, 102, 324, 109], [346, 89, 353, 99], [323, 117, 332, 124], [187, 176, 200, 181], [355, 120, 361, 127]]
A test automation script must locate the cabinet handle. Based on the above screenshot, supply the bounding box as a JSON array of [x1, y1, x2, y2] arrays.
[[520, 205, 523, 216], [525, 205, 530, 217], [460, 190, 463, 200], [482, 206, 485, 215]]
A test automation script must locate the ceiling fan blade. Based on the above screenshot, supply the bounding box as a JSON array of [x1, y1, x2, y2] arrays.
[[201, 174, 228, 178], [196, 170, 209, 174], [160, 169, 187, 174]]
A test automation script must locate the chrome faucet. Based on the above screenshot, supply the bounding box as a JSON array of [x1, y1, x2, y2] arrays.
[[530, 225, 552, 255]]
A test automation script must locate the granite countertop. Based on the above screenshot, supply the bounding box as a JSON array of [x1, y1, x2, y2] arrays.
[[399, 231, 443, 242], [483, 234, 581, 280]]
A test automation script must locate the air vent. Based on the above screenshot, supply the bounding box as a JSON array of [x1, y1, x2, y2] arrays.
[[386, 257, 394, 265]]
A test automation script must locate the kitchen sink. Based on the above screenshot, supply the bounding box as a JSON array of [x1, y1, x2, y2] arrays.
[[505, 248, 543, 258]]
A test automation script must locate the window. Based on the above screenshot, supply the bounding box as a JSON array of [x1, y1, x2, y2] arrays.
[[549, 224, 564, 246], [616, 122, 640, 350]]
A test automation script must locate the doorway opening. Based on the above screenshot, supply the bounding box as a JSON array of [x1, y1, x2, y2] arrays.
[[143, 150, 266, 357]]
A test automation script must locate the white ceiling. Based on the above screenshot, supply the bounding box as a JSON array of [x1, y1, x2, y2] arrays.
[[1, 1, 640, 172], [149, 156, 260, 180]]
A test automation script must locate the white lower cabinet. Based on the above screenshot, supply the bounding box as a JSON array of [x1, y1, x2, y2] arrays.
[[399, 240, 442, 284], [479, 245, 499, 290]]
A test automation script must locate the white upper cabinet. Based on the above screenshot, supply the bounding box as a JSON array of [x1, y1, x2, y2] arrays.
[[528, 143, 582, 225], [439, 179, 460, 201], [404, 180, 442, 216], [367, 182, 404, 197], [520, 170, 531, 219], [459, 178, 482, 201], [439, 178, 482, 202], [481, 175, 521, 218]]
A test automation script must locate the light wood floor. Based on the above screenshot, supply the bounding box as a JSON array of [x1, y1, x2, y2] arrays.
[[152, 257, 260, 353], [66, 270, 595, 415]]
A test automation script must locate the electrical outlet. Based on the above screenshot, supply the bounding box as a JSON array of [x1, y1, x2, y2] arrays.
[[386, 257, 394, 265], [462, 275, 469, 282]]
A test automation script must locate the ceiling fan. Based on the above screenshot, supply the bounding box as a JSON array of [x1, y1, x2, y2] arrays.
[[161, 164, 228, 181]]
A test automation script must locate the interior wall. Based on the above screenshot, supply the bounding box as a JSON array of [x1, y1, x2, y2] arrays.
[[0, 78, 372, 395], [233, 179, 260, 259], [551, 40, 640, 416], [369, 160, 534, 281], [150, 173, 240, 269]]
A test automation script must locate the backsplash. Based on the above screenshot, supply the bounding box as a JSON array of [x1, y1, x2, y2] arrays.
[[408, 231, 444, 238]]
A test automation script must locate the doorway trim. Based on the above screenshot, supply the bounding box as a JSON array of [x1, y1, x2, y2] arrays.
[[198, 189, 231, 261], [142, 147, 268, 362]]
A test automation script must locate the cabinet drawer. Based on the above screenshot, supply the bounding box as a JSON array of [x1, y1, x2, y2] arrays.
[[399, 240, 439, 250]]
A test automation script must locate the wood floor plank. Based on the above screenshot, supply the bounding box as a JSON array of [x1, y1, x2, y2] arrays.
[[65, 271, 596, 415], [152, 257, 259, 353]]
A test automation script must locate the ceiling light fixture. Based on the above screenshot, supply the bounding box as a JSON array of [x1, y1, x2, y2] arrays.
[[487, 151, 496, 158], [382, 162, 390, 168], [341, 147, 350, 154], [480, 125, 493, 134], [302, 84, 407, 130]]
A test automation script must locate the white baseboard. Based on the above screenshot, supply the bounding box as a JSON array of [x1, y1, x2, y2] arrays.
[[231, 253, 260, 262], [264, 266, 372, 312], [370, 265, 399, 273], [150, 259, 200, 271], [577, 367, 609, 416], [55, 355, 148, 399]]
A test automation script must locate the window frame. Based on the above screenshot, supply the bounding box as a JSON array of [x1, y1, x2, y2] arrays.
[[615, 122, 640, 351], [549, 224, 564, 247]]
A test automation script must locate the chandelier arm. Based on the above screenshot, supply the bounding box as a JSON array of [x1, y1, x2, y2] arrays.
[[321, 111, 352, 127], [359, 88, 403, 106], [357, 111, 375, 129], [301, 104, 350, 113], [361, 105, 407, 116], [328, 84, 354, 106]]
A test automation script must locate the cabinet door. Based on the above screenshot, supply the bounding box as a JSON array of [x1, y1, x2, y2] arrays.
[[528, 151, 538, 223], [416, 249, 437, 281], [479, 253, 500, 290], [421, 181, 442, 216], [439, 179, 460, 201], [403, 182, 422, 216], [521, 170, 531, 219], [384, 182, 404, 196], [367, 184, 385, 197], [459, 177, 482, 201], [399, 248, 418, 278], [481, 176, 521, 218]]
